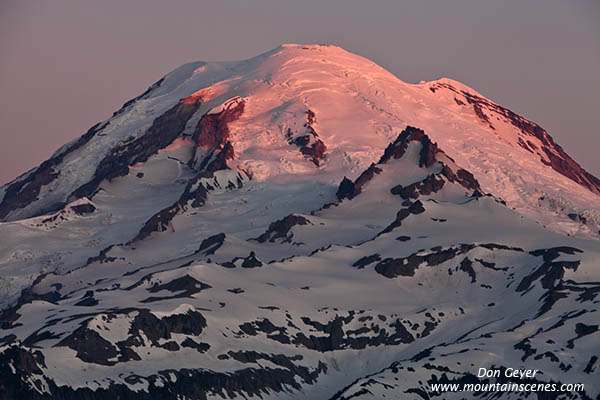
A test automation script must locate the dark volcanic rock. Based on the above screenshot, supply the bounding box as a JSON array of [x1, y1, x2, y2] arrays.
[[517, 260, 580, 292], [286, 109, 328, 166], [300, 138, 327, 166], [336, 177, 356, 200], [189, 97, 245, 171], [70, 97, 201, 201], [192, 99, 245, 149], [567, 213, 587, 224], [70, 202, 96, 216], [341, 126, 480, 204], [74, 291, 99, 307], [0, 121, 108, 221], [133, 134, 246, 243], [458, 257, 476, 283], [131, 179, 210, 242], [516, 246, 583, 293], [55, 326, 119, 365], [379, 200, 426, 235], [352, 254, 382, 269], [181, 338, 210, 353], [431, 81, 600, 195], [390, 174, 445, 199], [375, 244, 478, 278], [239, 313, 415, 353], [567, 323, 599, 349], [130, 200, 184, 242], [196, 232, 226, 255], [148, 275, 211, 295], [241, 251, 263, 268], [352, 164, 383, 197], [379, 126, 439, 167], [0, 347, 326, 400], [375, 257, 422, 278], [254, 214, 311, 243], [141, 275, 211, 303]]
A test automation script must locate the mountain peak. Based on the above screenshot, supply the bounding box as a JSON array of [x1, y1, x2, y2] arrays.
[[1, 45, 600, 400], [0, 45, 598, 237]]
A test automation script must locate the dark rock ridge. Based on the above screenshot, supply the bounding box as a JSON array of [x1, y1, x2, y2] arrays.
[[373, 243, 525, 279], [224, 350, 325, 385], [336, 177, 356, 200], [241, 251, 263, 268], [390, 174, 445, 199], [431, 81, 600, 195], [189, 97, 245, 171], [336, 164, 382, 201], [33, 200, 97, 229], [286, 109, 327, 166], [352, 164, 383, 197], [70, 96, 202, 201], [238, 311, 415, 352], [111, 77, 165, 118], [141, 275, 212, 303], [221, 251, 264, 269], [131, 169, 245, 243], [129, 182, 204, 242], [196, 232, 226, 255], [0, 347, 326, 400], [0, 121, 108, 221], [54, 308, 208, 366], [516, 247, 583, 292], [131, 99, 246, 243], [337, 126, 480, 201], [70, 202, 96, 216], [253, 214, 312, 243], [332, 361, 592, 400], [378, 126, 439, 167], [389, 165, 479, 200], [378, 200, 426, 235]]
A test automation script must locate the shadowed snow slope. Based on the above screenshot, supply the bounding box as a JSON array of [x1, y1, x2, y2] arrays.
[[0, 44, 599, 400]]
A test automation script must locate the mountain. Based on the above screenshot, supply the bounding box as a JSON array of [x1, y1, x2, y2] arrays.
[[0, 44, 598, 399]]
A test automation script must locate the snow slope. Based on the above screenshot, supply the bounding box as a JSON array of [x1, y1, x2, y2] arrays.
[[0, 44, 599, 399], [1, 44, 598, 235]]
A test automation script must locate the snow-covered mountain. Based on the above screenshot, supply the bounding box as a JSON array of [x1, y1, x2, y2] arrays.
[[0, 44, 598, 399]]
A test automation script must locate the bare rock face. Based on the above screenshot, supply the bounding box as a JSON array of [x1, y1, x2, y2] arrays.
[[432, 81, 600, 195], [196, 233, 226, 255], [70, 202, 96, 216], [378, 126, 439, 167], [286, 109, 327, 166], [336, 177, 355, 200], [391, 174, 445, 199], [71, 98, 202, 201], [131, 180, 208, 243], [193, 98, 245, 149], [373, 243, 523, 279], [254, 214, 312, 243], [336, 164, 382, 201], [337, 126, 481, 202], [190, 97, 245, 171], [131, 99, 246, 243], [0, 121, 106, 220]]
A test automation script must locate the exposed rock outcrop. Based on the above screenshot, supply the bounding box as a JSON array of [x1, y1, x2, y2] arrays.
[[70, 97, 202, 201], [431, 81, 600, 195], [254, 214, 311, 243], [286, 109, 327, 166]]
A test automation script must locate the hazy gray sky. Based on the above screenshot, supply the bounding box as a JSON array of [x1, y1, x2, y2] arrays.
[[1, 0, 599, 185]]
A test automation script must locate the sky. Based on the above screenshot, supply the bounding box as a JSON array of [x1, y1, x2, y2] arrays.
[[0, 0, 599, 185]]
